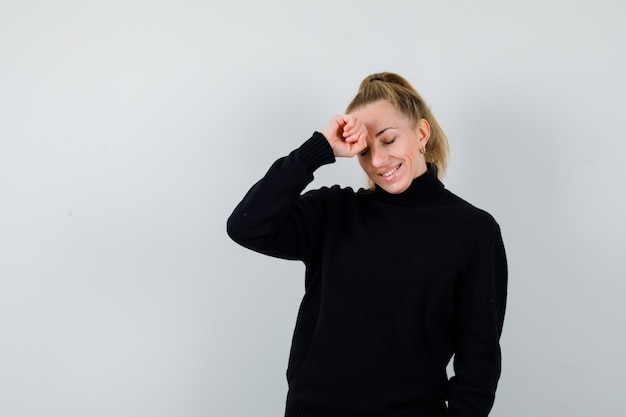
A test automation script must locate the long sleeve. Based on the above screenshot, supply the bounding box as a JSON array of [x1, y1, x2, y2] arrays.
[[226, 132, 335, 261], [447, 222, 508, 417]]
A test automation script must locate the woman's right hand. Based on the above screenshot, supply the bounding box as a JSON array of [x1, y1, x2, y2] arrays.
[[321, 114, 368, 158]]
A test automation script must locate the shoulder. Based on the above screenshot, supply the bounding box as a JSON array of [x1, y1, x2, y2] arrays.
[[439, 189, 502, 235]]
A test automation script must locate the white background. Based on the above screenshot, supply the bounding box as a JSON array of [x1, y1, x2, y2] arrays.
[[1, 1, 625, 416]]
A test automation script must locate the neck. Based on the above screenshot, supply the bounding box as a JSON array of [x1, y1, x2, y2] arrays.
[[372, 163, 444, 206]]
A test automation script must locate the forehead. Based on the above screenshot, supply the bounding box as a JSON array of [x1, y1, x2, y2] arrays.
[[349, 100, 411, 128]]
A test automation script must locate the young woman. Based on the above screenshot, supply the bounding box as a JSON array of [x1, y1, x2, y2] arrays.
[[227, 72, 507, 417]]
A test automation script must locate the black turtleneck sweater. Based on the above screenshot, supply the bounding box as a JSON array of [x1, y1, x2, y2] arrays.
[[227, 132, 507, 417]]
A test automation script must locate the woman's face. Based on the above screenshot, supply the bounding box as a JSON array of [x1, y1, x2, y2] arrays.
[[351, 100, 430, 194]]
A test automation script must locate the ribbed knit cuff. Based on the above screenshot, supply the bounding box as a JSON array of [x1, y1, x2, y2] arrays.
[[295, 131, 336, 171]]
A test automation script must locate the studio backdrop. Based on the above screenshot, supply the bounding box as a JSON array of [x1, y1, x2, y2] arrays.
[[1, 1, 625, 416]]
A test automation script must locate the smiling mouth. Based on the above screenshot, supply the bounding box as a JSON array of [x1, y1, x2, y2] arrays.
[[380, 164, 401, 178]]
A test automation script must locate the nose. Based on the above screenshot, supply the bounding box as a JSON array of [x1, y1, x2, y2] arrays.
[[369, 146, 388, 168]]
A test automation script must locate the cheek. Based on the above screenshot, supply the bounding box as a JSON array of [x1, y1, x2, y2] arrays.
[[404, 145, 420, 163]]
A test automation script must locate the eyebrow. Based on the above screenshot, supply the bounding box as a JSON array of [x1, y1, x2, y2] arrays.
[[375, 127, 394, 137]]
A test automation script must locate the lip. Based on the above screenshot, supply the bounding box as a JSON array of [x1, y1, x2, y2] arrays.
[[378, 163, 402, 181]]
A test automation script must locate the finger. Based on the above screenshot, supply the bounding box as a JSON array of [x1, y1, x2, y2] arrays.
[[347, 121, 367, 143], [344, 130, 362, 143], [322, 115, 349, 147], [342, 116, 355, 137], [346, 125, 363, 141], [354, 128, 368, 151]]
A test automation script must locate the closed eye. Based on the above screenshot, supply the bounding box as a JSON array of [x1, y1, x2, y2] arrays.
[[382, 138, 396, 145], [359, 148, 370, 157]]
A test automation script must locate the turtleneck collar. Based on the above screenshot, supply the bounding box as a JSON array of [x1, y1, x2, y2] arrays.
[[371, 163, 445, 206]]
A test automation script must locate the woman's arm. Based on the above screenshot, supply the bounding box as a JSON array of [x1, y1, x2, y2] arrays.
[[226, 132, 335, 261], [447, 222, 508, 417], [227, 115, 368, 261]]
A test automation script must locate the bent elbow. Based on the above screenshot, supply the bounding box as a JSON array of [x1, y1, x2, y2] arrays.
[[226, 212, 245, 244], [226, 210, 265, 250]]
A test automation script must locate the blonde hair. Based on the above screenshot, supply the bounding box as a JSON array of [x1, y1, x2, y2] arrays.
[[346, 72, 449, 184]]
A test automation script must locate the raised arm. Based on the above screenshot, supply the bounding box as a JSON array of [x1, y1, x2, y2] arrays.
[[226, 115, 367, 261], [226, 132, 333, 260]]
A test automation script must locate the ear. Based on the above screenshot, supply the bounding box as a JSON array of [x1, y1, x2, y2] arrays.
[[415, 118, 430, 147]]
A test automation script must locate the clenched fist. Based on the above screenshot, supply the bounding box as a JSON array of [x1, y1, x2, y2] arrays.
[[321, 114, 368, 158]]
